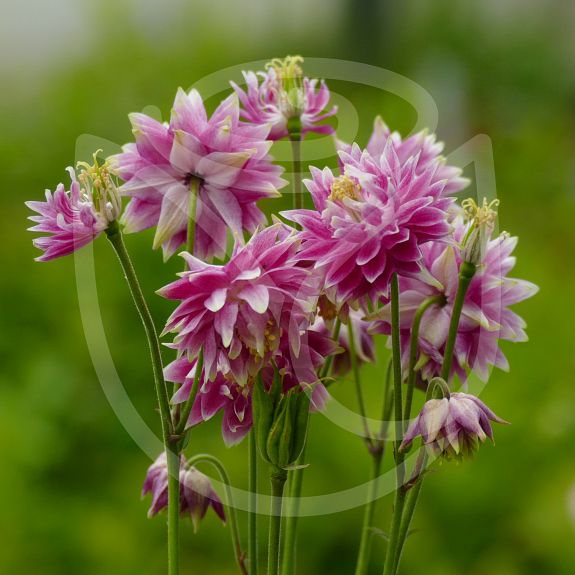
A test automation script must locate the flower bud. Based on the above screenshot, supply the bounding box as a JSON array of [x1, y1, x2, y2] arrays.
[[461, 198, 499, 265], [252, 374, 310, 469], [400, 392, 508, 460]]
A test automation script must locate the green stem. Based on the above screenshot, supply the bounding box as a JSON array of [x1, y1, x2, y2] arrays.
[[166, 448, 181, 575], [382, 273, 406, 575], [105, 222, 177, 575], [354, 447, 384, 575], [290, 135, 303, 210], [249, 431, 259, 575], [320, 318, 342, 382], [348, 319, 372, 445], [440, 261, 476, 382], [187, 454, 248, 575], [403, 295, 445, 425], [388, 262, 477, 575], [280, 443, 306, 575], [268, 468, 288, 575], [175, 349, 203, 437], [187, 177, 200, 255], [281, 317, 341, 575]]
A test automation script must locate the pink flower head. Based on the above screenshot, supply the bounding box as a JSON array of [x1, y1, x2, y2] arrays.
[[166, 327, 338, 445], [167, 357, 252, 446], [400, 392, 508, 458], [232, 55, 337, 140], [310, 309, 375, 377], [26, 160, 120, 261], [143, 453, 225, 529], [337, 117, 469, 196], [109, 88, 286, 261], [159, 224, 319, 387], [372, 215, 538, 383], [283, 123, 465, 306]]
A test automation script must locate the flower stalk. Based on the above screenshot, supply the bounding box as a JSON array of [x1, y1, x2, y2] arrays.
[[105, 221, 179, 575], [249, 431, 259, 575], [186, 454, 248, 575], [268, 467, 288, 575]]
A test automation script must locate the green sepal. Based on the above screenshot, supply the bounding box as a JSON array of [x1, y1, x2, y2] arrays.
[[252, 373, 274, 463], [266, 395, 289, 465], [290, 388, 311, 463]]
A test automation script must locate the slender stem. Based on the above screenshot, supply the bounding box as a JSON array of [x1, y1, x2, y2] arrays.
[[382, 273, 406, 575], [268, 468, 288, 575], [354, 448, 384, 575], [290, 135, 303, 210], [348, 319, 372, 445], [105, 222, 177, 575], [175, 349, 203, 436], [388, 262, 477, 575], [320, 318, 342, 383], [440, 261, 476, 382], [105, 222, 172, 435], [166, 448, 180, 575], [281, 317, 341, 574], [187, 177, 199, 255], [249, 431, 259, 575], [187, 454, 248, 575], [392, 471, 425, 574], [280, 443, 306, 575], [403, 295, 445, 425]]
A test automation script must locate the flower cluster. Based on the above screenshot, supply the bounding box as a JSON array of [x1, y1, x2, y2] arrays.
[[26, 56, 538, 560]]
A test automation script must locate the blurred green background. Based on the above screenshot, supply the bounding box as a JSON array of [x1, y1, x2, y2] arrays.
[[2, 1, 574, 574]]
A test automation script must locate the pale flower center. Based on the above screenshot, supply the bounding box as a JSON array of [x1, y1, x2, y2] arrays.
[[329, 175, 361, 202]]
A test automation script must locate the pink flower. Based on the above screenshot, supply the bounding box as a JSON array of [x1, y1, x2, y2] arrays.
[[337, 117, 469, 196], [283, 123, 465, 306], [109, 89, 286, 261], [372, 216, 538, 382], [166, 324, 338, 445], [159, 224, 319, 387], [167, 357, 252, 446], [232, 56, 337, 140], [26, 163, 120, 261], [400, 392, 508, 458], [142, 452, 226, 531]]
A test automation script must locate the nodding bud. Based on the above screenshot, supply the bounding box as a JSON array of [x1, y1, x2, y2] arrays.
[[252, 372, 310, 470], [461, 198, 499, 265], [76, 150, 122, 224]]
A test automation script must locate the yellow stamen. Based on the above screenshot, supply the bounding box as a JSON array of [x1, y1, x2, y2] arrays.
[[461, 197, 499, 228], [329, 175, 361, 202]]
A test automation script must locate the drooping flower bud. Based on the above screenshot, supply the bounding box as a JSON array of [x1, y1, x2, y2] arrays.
[[142, 453, 226, 530], [400, 392, 508, 459]]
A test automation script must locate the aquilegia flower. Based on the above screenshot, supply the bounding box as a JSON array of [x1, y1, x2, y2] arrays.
[[166, 311, 338, 445], [159, 224, 319, 387], [143, 452, 225, 531], [167, 358, 252, 446], [283, 123, 466, 307], [109, 88, 286, 261], [26, 157, 121, 261], [232, 55, 337, 140], [400, 392, 508, 458], [372, 214, 539, 382]]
